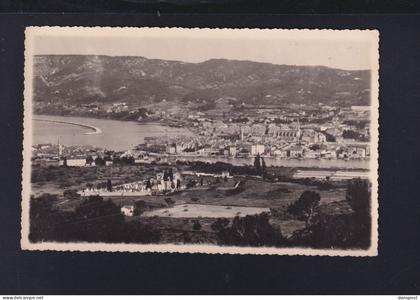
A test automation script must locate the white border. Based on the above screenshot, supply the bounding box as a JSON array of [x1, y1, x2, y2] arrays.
[[21, 27, 379, 256]]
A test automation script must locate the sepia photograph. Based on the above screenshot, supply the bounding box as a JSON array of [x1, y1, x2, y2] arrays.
[[21, 27, 379, 256]]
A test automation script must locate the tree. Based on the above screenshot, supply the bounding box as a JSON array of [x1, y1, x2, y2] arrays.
[[145, 179, 152, 190], [288, 190, 321, 227], [254, 153, 261, 170], [106, 179, 113, 192], [163, 170, 169, 182], [86, 155, 94, 165], [168, 168, 174, 181], [261, 157, 266, 171], [95, 156, 105, 166], [134, 200, 147, 215], [346, 178, 370, 216], [63, 189, 80, 200], [214, 213, 282, 247], [29, 194, 59, 242], [192, 220, 202, 231], [164, 197, 175, 207]]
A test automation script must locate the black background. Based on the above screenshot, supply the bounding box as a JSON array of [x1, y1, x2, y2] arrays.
[[0, 12, 420, 294]]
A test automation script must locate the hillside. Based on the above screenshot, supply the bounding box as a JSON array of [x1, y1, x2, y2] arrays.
[[32, 55, 371, 108]]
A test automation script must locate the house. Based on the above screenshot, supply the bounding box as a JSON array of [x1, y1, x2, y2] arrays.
[[348, 146, 367, 158], [121, 205, 135, 217]]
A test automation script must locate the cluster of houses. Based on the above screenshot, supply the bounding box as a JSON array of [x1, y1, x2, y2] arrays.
[[80, 168, 185, 197]]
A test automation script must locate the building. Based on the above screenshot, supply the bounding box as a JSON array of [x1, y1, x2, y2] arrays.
[[315, 132, 327, 143], [276, 129, 301, 141], [305, 150, 321, 159], [121, 205, 135, 217], [59, 157, 86, 167], [251, 144, 265, 155], [168, 144, 177, 154], [286, 145, 306, 158], [229, 146, 237, 157], [348, 146, 367, 158], [273, 149, 287, 158]]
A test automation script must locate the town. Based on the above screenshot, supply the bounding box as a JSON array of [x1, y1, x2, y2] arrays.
[[32, 101, 370, 167]]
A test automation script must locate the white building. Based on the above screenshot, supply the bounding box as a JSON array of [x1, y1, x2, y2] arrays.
[[229, 146, 237, 157], [59, 158, 86, 167], [168, 145, 177, 154], [251, 144, 265, 155], [121, 205, 135, 216], [273, 148, 287, 158]]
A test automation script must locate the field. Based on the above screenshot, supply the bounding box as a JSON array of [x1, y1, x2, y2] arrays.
[[31, 163, 352, 241]]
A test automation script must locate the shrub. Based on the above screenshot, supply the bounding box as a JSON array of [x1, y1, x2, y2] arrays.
[[63, 189, 80, 200], [192, 220, 202, 231], [164, 197, 175, 207], [288, 190, 321, 227], [134, 200, 147, 215], [346, 178, 371, 216], [214, 213, 282, 247]]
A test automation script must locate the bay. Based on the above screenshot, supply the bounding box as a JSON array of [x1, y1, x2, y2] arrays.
[[33, 115, 191, 151]]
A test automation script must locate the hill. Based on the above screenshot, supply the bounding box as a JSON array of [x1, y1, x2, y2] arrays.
[[32, 55, 371, 108]]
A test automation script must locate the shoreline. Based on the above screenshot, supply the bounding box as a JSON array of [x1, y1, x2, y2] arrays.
[[33, 118, 103, 135]]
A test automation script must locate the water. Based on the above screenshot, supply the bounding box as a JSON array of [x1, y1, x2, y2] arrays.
[[141, 204, 270, 218], [33, 115, 191, 151], [33, 114, 369, 169]]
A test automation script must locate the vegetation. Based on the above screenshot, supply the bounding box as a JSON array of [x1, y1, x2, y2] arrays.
[[29, 194, 161, 244], [343, 130, 369, 142], [253, 154, 261, 170], [211, 213, 282, 247], [287, 190, 321, 227], [290, 178, 371, 249], [192, 220, 202, 231], [29, 163, 371, 249]]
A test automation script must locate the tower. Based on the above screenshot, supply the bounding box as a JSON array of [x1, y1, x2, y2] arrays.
[[57, 137, 62, 157], [296, 118, 302, 141]]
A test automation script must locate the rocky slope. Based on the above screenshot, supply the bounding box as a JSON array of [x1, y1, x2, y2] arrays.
[[33, 55, 371, 107]]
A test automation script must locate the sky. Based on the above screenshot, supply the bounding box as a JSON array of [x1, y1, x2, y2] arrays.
[[29, 27, 377, 70]]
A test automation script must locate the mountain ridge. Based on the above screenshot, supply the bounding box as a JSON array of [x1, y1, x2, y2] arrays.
[[32, 54, 371, 108]]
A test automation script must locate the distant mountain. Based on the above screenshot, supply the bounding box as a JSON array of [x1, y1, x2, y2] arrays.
[[32, 55, 371, 108]]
